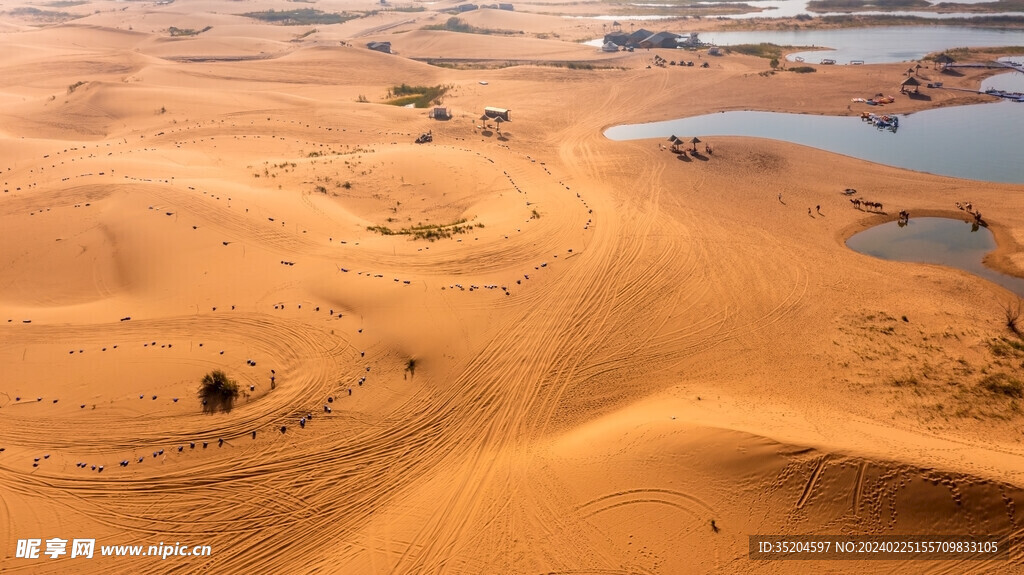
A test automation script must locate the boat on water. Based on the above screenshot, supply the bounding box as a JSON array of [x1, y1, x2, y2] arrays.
[[860, 112, 899, 132], [794, 56, 805, 62]]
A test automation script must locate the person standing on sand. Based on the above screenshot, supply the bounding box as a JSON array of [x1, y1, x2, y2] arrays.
[[778, 193, 782, 203]]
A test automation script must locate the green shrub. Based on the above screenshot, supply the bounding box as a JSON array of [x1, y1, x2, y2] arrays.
[[199, 370, 240, 412], [240, 9, 358, 25]]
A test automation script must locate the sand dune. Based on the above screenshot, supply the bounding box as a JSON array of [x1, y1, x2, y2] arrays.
[[2, 3, 1023, 573]]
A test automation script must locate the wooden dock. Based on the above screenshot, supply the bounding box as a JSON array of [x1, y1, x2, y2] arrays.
[[946, 60, 1024, 74]]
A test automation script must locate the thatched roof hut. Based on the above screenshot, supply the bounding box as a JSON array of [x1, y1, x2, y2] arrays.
[[900, 76, 920, 93], [934, 53, 955, 69]]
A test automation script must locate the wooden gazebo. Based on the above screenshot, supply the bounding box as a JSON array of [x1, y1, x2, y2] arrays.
[[899, 76, 920, 94]]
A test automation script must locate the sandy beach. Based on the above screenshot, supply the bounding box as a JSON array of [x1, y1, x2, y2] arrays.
[[2, 1, 1024, 572]]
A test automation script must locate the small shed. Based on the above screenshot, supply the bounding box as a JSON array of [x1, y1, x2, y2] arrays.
[[602, 41, 619, 53], [430, 107, 450, 120], [456, 3, 478, 11], [707, 46, 722, 56], [484, 106, 510, 121], [366, 41, 392, 54], [498, 3, 514, 9]]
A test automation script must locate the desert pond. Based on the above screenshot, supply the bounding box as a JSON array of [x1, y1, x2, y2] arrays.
[[846, 217, 1024, 296]]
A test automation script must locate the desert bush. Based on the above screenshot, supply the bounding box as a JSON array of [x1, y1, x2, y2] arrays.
[[199, 370, 240, 412], [1004, 297, 1022, 336]]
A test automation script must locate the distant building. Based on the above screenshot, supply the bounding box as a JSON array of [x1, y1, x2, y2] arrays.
[[638, 32, 680, 49], [366, 41, 392, 54], [625, 28, 655, 47], [707, 46, 722, 56], [456, 3, 478, 11], [430, 107, 450, 120], [498, 3, 514, 9], [484, 107, 510, 121], [602, 41, 620, 53], [603, 32, 629, 46]]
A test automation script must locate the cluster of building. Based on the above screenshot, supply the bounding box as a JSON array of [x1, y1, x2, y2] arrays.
[[602, 29, 703, 52], [455, 2, 514, 11]]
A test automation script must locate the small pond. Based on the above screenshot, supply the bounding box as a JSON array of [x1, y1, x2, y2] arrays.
[[846, 217, 1024, 296]]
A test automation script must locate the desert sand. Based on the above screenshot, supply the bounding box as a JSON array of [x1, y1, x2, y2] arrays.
[[2, 0, 1024, 573]]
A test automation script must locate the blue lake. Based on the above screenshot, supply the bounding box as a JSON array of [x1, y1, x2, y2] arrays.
[[586, 27, 1024, 64], [847, 217, 1024, 296], [700, 26, 1024, 64], [605, 101, 1024, 183]]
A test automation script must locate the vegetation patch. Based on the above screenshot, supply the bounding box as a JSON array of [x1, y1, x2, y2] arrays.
[[169, 26, 212, 37], [367, 219, 484, 241], [819, 14, 1024, 27], [808, 0, 929, 10], [726, 43, 792, 59], [7, 7, 80, 22], [385, 83, 449, 108], [988, 336, 1024, 358], [423, 16, 521, 35], [538, 61, 620, 70], [198, 370, 241, 412], [240, 9, 360, 25], [888, 371, 920, 387], [938, 45, 1024, 59], [67, 81, 86, 94], [980, 373, 1024, 398], [788, 66, 817, 73]]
